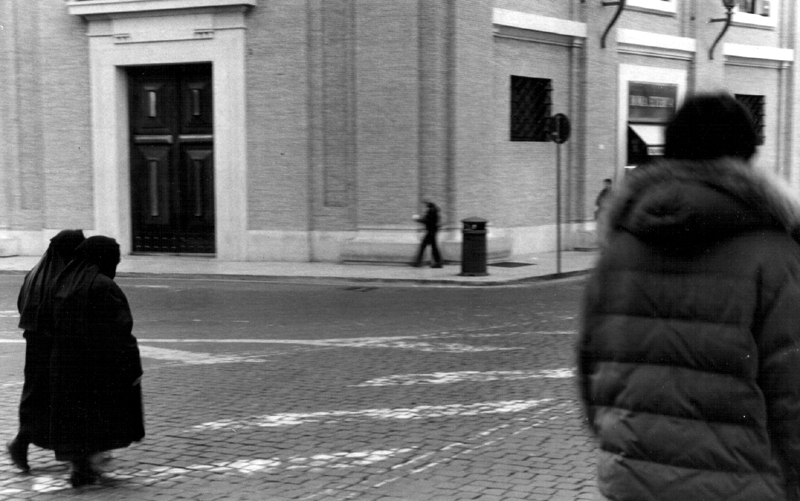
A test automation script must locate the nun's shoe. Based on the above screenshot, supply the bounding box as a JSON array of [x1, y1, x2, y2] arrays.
[[5, 440, 29, 473], [69, 460, 100, 488]]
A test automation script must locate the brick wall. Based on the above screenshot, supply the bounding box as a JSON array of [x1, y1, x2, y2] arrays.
[[40, 6, 93, 231], [0, 3, 92, 232], [246, 1, 311, 231], [491, 37, 571, 228], [354, 0, 421, 228]]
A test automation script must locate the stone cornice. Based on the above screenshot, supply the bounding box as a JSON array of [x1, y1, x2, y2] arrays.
[[616, 28, 696, 61], [492, 9, 586, 39], [67, 0, 256, 18]]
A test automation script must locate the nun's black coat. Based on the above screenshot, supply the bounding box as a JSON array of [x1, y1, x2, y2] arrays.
[[44, 237, 144, 461], [16, 229, 85, 449]]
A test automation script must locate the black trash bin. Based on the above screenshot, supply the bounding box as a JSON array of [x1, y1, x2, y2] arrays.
[[460, 217, 488, 277]]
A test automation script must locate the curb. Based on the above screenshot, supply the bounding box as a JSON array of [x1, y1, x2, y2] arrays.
[[117, 269, 592, 286], [0, 268, 592, 287]]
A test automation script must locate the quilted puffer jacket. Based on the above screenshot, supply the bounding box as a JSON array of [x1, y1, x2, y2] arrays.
[[578, 158, 800, 501]]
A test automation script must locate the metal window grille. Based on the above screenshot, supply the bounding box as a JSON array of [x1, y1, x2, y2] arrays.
[[735, 94, 765, 146], [737, 0, 770, 15], [737, 0, 756, 13], [510, 76, 552, 142]]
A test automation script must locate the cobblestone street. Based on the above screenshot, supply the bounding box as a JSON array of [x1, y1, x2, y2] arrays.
[[0, 277, 598, 500]]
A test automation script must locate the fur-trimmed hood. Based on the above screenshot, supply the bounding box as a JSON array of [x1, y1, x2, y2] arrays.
[[599, 158, 800, 249]]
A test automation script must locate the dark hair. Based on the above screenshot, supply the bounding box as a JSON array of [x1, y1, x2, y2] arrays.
[[664, 92, 758, 161]]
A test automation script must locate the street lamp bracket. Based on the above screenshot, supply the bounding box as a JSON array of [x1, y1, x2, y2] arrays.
[[600, 0, 626, 49], [709, 1, 736, 60]]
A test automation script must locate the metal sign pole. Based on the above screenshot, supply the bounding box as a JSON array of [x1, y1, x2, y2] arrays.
[[548, 113, 570, 276], [556, 142, 562, 274]]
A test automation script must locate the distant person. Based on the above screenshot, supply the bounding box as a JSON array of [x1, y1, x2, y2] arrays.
[[578, 92, 800, 500], [44, 236, 144, 487], [594, 178, 612, 220], [7, 230, 85, 472], [413, 200, 443, 268]]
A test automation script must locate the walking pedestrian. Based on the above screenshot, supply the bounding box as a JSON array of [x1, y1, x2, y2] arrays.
[[44, 236, 144, 487], [7, 230, 85, 472], [578, 92, 800, 501], [413, 200, 443, 268]]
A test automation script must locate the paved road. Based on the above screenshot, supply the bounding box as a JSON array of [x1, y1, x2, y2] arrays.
[[0, 275, 598, 500]]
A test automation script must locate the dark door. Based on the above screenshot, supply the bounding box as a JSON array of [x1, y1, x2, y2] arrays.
[[129, 64, 215, 253]]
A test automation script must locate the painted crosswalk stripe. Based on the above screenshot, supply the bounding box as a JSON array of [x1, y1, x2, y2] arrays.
[[353, 368, 574, 386], [191, 398, 553, 431]]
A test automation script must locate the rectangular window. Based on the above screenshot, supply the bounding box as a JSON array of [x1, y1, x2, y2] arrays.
[[738, 0, 755, 12], [625, 0, 677, 15], [735, 94, 765, 146], [510, 76, 552, 142], [736, 0, 772, 16]]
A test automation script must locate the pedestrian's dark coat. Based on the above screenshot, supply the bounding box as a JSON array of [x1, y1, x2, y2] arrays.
[[16, 229, 85, 449], [594, 185, 612, 220], [414, 202, 443, 267], [44, 237, 144, 461], [578, 158, 800, 501], [420, 203, 440, 233]]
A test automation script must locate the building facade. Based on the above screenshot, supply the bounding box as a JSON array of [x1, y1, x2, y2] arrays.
[[1, 0, 798, 262]]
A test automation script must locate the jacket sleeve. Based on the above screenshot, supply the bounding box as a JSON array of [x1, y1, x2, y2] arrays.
[[756, 264, 800, 476], [576, 266, 605, 435]]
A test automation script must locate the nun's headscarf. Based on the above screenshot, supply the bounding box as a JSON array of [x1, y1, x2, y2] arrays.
[[81, 236, 121, 279], [17, 230, 85, 332], [45, 236, 121, 335]]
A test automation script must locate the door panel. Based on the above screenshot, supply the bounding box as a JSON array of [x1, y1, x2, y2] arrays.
[[132, 145, 171, 226], [183, 147, 214, 227], [182, 76, 213, 133], [129, 65, 214, 254], [134, 81, 175, 134]]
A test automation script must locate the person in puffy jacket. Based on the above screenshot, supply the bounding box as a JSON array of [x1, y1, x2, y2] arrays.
[[578, 92, 800, 501]]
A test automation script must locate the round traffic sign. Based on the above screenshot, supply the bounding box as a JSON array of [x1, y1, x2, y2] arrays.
[[549, 113, 571, 144]]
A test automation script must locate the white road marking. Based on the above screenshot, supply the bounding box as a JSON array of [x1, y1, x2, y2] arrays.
[[136, 336, 520, 353], [0, 474, 66, 494], [371, 401, 571, 489], [0, 448, 418, 494], [0, 310, 19, 318], [0, 330, 569, 346], [191, 398, 553, 431], [138, 346, 269, 365], [108, 448, 415, 480], [353, 368, 575, 386], [0, 403, 571, 495]]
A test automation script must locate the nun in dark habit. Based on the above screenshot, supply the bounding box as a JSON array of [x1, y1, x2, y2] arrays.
[[7, 230, 86, 472], [44, 236, 144, 487]]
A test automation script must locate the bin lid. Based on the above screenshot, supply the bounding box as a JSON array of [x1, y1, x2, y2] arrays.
[[461, 217, 488, 224], [462, 217, 488, 230]]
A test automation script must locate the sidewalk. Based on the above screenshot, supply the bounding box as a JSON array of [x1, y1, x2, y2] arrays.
[[0, 250, 598, 286]]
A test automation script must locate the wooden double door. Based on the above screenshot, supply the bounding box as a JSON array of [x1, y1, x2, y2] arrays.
[[129, 64, 215, 254]]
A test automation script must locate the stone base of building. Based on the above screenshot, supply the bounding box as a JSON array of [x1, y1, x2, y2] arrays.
[[1, 224, 596, 263], [339, 229, 513, 265], [0, 237, 19, 257]]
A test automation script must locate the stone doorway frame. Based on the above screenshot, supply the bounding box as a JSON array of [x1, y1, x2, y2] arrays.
[[67, 0, 254, 259]]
